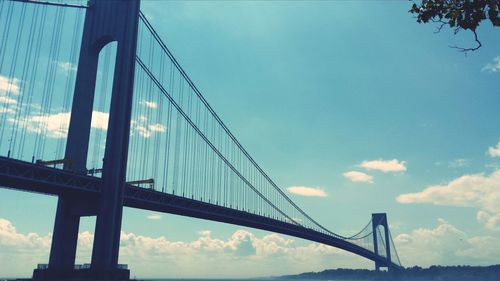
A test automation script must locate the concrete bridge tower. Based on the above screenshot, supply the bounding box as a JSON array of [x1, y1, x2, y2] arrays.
[[372, 213, 392, 271], [33, 0, 140, 280]]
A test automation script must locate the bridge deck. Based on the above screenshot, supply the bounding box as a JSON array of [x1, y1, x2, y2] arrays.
[[0, 156, 400, 269]]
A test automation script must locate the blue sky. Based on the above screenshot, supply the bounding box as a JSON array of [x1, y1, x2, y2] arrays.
[[1, 0, 500, 278]]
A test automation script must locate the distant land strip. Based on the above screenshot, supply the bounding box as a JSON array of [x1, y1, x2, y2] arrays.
[[278, 265, 500, 281]]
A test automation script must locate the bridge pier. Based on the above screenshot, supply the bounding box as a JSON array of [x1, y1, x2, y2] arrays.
[[48, 197, 81, 271], [33, 0, 140, 280], [372, 213, 392, 272]]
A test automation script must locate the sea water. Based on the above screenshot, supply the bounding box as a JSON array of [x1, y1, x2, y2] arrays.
[[142, 279, 352, 281]]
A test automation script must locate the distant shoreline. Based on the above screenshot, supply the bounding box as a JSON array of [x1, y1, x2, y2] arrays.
[[278, 264, 500, 281], [3, 266, 500, 281]]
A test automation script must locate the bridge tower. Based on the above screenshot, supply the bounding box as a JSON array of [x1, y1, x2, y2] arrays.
[[372, 213, 392, 271], [33, 0, 140, 280]]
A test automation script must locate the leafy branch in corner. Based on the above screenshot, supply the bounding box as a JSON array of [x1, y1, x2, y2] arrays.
[[410, 0, 500, 53]]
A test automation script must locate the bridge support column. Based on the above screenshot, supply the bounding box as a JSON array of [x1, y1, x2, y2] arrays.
[[48, 198, 81, 270], [372, 213, 391, 272], [34, 197, 99, 280], [34, 0, 140, 280], [90, 0, 139, 275]]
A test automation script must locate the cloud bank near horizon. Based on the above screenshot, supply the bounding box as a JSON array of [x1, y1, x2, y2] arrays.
[[397, 170, 500, 231], [1, 218, 499, 278]]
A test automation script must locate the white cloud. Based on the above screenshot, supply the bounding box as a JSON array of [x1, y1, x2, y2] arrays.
[[396, 170, 500, 210], [8, 112, 70, 139], [3, 105, 171, 141], [397, 170, 500, 230], [360, 159, 407, 173], [57, 61, 77, 73], [343, 171, 373, 183], [134, 125, 151, 138], [0, 218, 369, 278], [198, 230, 211, 236], [8, 111, 109, 139], [0, 107, 16, 114], [146, 214, 162, 220], [0, 75, 20, 95], [0, 218, 52, 276], [149, 123, 166, 132], [434, 159, 471, 168], [131, 117, 166, 138], [90, 111, 109, 130], [481, 56, 500, 73], [488, 141, 500, 157], [4, 217, 500, 278], [287, 186, 327, 197], [140, 100, 158, 109], [0, 95, 17, 104], [477, 211, 500, 231], [0, 218, 51, 249], [395, 219, 500, 266]]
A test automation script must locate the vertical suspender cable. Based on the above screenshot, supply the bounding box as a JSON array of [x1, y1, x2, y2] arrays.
[[20, 4, 47, 162], [9, 3, 38, 159], [0, 3, 26, 151], [55, 7, 82, 160]]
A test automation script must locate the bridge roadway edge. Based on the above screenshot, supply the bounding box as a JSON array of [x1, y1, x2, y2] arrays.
[[0, 156, 401, 275]]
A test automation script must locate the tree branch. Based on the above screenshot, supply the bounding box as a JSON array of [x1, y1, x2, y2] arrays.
[[449, 30, 482, 54], [431, 18, 448, 33]]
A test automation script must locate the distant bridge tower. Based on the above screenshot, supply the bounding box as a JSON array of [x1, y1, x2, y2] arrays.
[[33, 0, 140, 280], [372, 213, 392, 271]]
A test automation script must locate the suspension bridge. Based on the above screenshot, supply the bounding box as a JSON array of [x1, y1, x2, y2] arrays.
[[0, 0, 402, 280]]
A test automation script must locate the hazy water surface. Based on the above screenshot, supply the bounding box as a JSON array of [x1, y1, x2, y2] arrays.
[[144, 279, 356, 281]]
